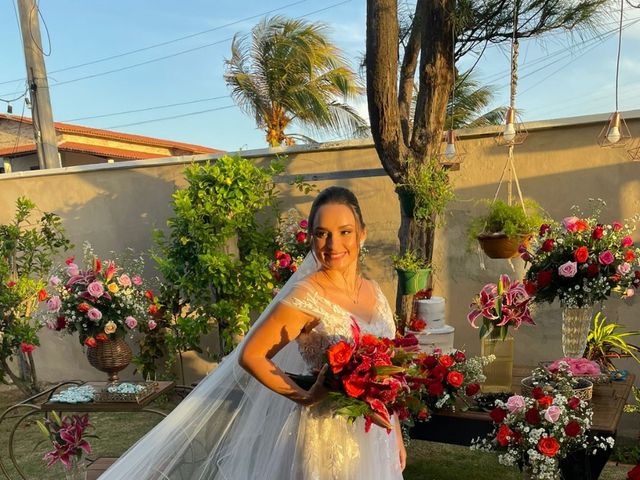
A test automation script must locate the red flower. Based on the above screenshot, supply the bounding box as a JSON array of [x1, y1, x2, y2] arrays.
[[409, 318, 427, 332], [105, 262, 117, 282], [65, 256, 75, 265], [77, 302, 91, 312], [539, 224, 551, 237], [93, 258, 102, 273], [496, 424, 514, 447], [446, 371, 464, 388], [564, 420, 581, 437], [592, 225, 604, 239], [574, 246, 589, 263], [38, 289, 48, 302], [145, 290, 154, 301], [531, 387, 545, 400], [417, 408, 429, 421], [490, 407, 507, 423], [575, 220, 589, 232], [537, 396, 553, 408], [525, 407, 541, 425], [343, 376, 367, 398], [327, 340, 354, 374], [427, 381, 444, 397], [613, 221, 623, 232], [453, 351, 466, 363], [627, 464, 640, 480], [148, 304, 159, 315], [429, 364, 447, 381], [55, 316, 67, 331], [438, 355, 454, 368], [541, 239, 555, 252], [95, 333, 108, 342], [289, 265, 298, 273], [611, 274, 621, 283], [586, 264, 600, 278], [537, 270, 553, 288], [567, 397, 581, 410], [465, 383, 480, 396], [422, 355, 438, 369], [622, 236, 634, 248], [524, 281, 537, 296], [275, 250, 285, 259], [295, 231, 307, 243], [20, 343, 36, 354], [84, 337, 97, 348], [6, 280, 16, 288], [537, 436, 560, 457], [625, 250, 636, 262]]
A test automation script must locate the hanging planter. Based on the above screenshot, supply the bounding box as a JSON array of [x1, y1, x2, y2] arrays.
[[396, 268, 431, 295], [477, 232, 532, 259]]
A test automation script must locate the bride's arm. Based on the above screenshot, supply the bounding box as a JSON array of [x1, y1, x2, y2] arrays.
[[238, 302, 325, 406]]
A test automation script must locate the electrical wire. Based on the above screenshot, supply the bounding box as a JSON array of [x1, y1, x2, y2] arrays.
[[106, 104, 236, 129], [29, 1, 52, 56], [0, 86, 29, 103], [614, 0, 624, 111]]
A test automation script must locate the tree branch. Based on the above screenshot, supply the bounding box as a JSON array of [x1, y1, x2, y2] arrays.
[[398, 3, 423, 146]]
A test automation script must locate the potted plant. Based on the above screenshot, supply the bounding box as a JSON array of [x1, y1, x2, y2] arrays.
[[584, 312, 639, 371], [392, 250, 431, 295], [467, 198, 547, 259]]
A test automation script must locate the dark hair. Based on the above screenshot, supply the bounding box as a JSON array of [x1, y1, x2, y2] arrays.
[[308, 186, 366, 233]]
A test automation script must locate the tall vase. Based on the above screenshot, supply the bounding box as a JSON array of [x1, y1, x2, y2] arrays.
[[62, 456, 87, 480], [86, 336, 132, 383], [561, 305, 593, 358], [480, 331, 514, 393]]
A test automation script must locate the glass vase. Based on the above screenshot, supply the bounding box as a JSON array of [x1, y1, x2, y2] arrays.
[[561, 305, 593, 358], [480, 332, 514, 393], [62, 456, 87, 480]]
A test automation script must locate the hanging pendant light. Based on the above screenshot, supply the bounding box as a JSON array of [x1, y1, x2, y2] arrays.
[[438, 129, 466, 165], [598, 0, 633, 150], [495, 106, 528, 146], [627, 139, 640, 161]]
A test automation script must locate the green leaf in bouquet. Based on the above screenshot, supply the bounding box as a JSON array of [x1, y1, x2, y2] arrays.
[[372, 365, 406, 376]]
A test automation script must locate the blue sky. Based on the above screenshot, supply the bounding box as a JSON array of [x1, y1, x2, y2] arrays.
[[1, 0, 639, 151]]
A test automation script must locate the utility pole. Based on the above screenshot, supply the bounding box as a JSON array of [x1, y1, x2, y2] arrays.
[[17, 0, 60, 169]]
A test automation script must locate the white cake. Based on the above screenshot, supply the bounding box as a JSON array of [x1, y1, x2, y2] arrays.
[[412, 296, 455, 354]]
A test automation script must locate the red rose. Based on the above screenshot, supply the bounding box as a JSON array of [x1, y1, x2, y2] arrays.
[[65, 256, 75, 265], [55, 316, 67, 331], [77, 302, 91, 312], [496, 424, 514, 447], [541, 239, 555, 252], [524, 281, 537, 296], [295, 231, 307, 243], [592, 225, 604, 239], [490, 407, 507, 423], [342, 375, 366, 398], [20, 343, 36, 354], [327, 340, 354, 374], [574, 246, 589, 263], [525, 407, 541, 425], [84, 337, 97, 348], [95, 333, 108, 342], [289, 264, 298, 273], [275, 250, 285, 259], [453, 351, 466, 363], [37, 289, 48, 302], [531, 386, 545, 400], [145, 290, 154, 300], [586, 264, 600, 278], [622, 236, 634, 248], [628, 464, 640, 480], [537, 437, 560, 457], [575, 220, 589, 232], [611, 274, 621, 283], [539, 224, 551, 237], [613, 221, 623, 232], [417, 408, 429, 421], [429, 365, 447, 381], [409, 318, 427, 332], [537, 270, 553, 288], [625, 250, 636, 262], [438, 355, 454, 368], [537, 396, 553, 408], [148, 304, 159, 315], [564, 420, 581, 437], [447, 371, 464, 388], [427, 381, 444, 397], [465, 383, 480, 396], [567, 397, 581, 410], [422, 355, 438, 369]]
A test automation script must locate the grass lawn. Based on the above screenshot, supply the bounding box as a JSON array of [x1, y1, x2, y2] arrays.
[[0, 384, 634, 479]]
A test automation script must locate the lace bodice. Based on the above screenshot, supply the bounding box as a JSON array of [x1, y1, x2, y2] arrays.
[[282, 281, 396, 371]]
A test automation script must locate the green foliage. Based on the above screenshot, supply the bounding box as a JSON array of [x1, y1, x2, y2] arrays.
[[467, 198, 547, 247], [0, 197, 71, 394], [585, 312, 640, 371], [391, 250, 431, 272], [142, 155, 282, 372]]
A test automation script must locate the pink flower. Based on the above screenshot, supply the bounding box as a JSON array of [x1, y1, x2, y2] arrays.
[[117, 274, 131, 287], [612, 221, 623, 232], [506, 395, 526, 413], [621, 236, 634, 248], [625, 288, 635, 298], [598, 250, 615, 265], [87, 308, 102, 321], [279, 254, 291, 268], [618, 262, 632, 275], [558, 261, 578, 278], [299, 219, 308, 229], [47, 296, 62, 312], [544, 405, 562, 423], [147, 320, 157, 330], [132, 275, 143, 286], [562, 216, 579, 232], [87, 281, 104, 298], [49, 275, 61, 287], [125, 316, 137, 329], [67, 263, 80, 276]]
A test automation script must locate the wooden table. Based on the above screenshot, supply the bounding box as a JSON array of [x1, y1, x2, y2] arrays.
[[410, 367, 635, 479]]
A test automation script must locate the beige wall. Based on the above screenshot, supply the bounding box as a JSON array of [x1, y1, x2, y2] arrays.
[[1, 113, 639, 431]]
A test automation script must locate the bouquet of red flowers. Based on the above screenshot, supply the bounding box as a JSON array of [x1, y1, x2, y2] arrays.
[[270, 209, 309, 286], [36, 412, 94, 471]]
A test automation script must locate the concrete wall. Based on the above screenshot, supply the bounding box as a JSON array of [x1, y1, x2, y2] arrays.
[[1, 112, 639, 432]]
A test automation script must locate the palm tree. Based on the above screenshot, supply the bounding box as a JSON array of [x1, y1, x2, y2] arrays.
[[446, 70, 506, 129], [224, 16, 366, 147]]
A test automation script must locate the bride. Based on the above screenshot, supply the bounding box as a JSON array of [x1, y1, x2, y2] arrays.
[[101, 186, 406, 479]]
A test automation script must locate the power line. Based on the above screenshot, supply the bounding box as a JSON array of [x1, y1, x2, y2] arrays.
[[106, 104, 237, 129]]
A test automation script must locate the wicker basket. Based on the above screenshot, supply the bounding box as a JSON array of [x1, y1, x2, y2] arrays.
[[477, 233, 531, 259], [521, 376, 593, 401], [86, 336, 132, 383]]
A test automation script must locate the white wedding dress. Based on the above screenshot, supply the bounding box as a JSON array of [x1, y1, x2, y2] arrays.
[[100, 256, 403, 480]]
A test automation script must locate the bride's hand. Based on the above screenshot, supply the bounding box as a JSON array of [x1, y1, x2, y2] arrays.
[[301, 364, 328, 406]]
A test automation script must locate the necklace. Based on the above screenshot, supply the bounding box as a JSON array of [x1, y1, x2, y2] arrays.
[[322, 271, 363, 304]]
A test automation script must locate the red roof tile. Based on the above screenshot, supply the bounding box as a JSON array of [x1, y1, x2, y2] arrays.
[[0, 142, 175, 160]]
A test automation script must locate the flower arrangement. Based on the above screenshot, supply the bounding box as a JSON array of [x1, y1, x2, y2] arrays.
[[472, 391, 614, 479], [467, 274, 535, 339], [36, 412, 94, 471], [547, 357, 601, 377], [38, 245, 154, 347], [521, 201, 640, 308], [270, 208, 310, 286]]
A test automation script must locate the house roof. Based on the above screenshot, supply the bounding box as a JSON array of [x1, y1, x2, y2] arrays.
[[0, 113, 221, 154], [0, 141, 177, 160]]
